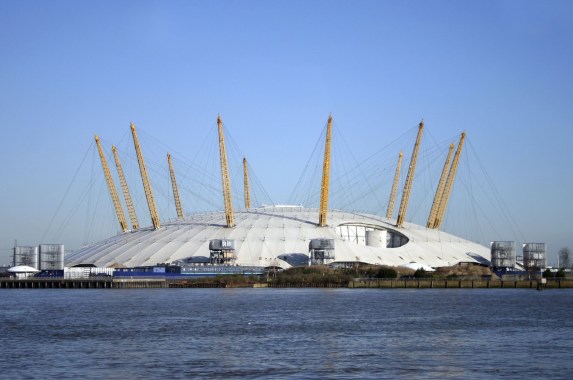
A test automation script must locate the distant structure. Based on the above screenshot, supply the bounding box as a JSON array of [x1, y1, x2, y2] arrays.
[[243, 157, 251, 209], [558, 248, 571, 268], [309, 239, 335, 266], [430, 132, 466, 229], [396, 120, 424, 228], [13, 244, 64, 270], [209, 239, 236, 265], [66, 115, 493, 270], [218, 115, 235, 228], [386, 151, 403, 220], [318, 115, 333, 227], [39, 244, 65, 270], [131, 123, 161, 230], [167, 153, 184, 220], [95, 135, 128, 233], [112, 146, 139, 230], [490, 241, 516, 272], [427, 143, 454, 228], [13, 246, 39, 269], [523, 243, 546, 271]]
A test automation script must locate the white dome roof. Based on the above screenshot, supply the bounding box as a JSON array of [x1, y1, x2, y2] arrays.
[[400, 262, 436, 272], [65, 206, 490, 269], [8, 265, 40, 273]]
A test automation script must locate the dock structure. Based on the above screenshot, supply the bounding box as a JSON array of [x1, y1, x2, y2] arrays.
[[0, 278, 114, 289], [1, 278, 572, 289]]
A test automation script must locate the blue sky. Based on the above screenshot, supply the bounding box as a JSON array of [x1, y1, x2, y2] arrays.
[[1, 0, 572, 265]]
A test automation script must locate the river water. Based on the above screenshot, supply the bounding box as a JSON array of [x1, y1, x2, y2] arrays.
[[1, 288, 572, 379]]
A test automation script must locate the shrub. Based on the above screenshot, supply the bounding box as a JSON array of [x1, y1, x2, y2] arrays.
[[414, 268, 428, 278], [377, 266, 398, 279]]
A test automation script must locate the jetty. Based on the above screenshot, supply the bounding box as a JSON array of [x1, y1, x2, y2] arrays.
[[2, 277, 572, 289]]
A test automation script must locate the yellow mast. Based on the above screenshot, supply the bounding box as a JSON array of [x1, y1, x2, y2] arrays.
[[167, 153, 184, 220], [396, 120, 424, 228], [426, 143, 455, 228], [95, 135, 128, 233], [243, 157, 251, 209], [318, 114, 333, 227], [386, 151, 403, 219], [218, 115, 235, 227], [433, 132, 466, 229], [130, 123, 161, 230], [112, 146, 139, 230]]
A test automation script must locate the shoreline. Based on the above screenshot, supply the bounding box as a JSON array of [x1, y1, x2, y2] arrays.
[[2, 278, 572, 289]]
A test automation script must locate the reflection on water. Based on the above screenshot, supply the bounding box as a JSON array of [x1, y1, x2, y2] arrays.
[[1, 288, 572, 379]]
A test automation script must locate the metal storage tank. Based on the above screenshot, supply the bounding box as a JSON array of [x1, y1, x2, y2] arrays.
[[490, 241, 516, 270], [309, 239, 335, 266], [39, 244, 65, 270], [522, 243, 546, 270], [13, 246, 39, 269], [366, 230, 387, 248]]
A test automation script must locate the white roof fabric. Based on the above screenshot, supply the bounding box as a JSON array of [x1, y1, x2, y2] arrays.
[[400, 262, 436, 272], [8, 265, 40, 273], [65, 206, 490, 269]]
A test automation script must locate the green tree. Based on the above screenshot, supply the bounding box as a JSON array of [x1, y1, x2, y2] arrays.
[[414, 268, 428, 278], [377, 267, 397, 279]]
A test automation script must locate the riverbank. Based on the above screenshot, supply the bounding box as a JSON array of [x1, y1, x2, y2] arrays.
[[348, 278, 573, 289], [2, 277, 572, 289]]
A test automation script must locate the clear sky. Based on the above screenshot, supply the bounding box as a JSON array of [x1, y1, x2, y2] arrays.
[[1, 0, 572, 265]]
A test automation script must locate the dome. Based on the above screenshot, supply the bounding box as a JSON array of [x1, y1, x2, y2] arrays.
[[65, 206, 490, 269], [8, 265, 40, 273]]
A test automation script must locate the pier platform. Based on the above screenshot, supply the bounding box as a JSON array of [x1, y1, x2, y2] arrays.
[[1, 278, 572, 289]]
